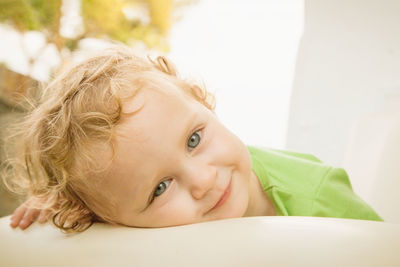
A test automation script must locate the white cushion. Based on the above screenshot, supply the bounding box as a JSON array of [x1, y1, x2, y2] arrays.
[[1, 215, 399, 266]]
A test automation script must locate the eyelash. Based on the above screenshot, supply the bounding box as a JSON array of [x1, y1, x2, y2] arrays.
[[149, 129, 203, 204]]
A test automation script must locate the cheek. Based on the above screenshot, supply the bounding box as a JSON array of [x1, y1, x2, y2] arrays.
[[147, 198, 199, 227], [213, 123, 251, 168]]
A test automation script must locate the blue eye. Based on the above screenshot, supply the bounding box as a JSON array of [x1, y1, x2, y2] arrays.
[[154, 180, 170, 197], [188, 130, 201, 150]]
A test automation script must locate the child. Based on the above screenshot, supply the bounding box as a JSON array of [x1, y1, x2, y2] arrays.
[[5, 45, 382, 233]]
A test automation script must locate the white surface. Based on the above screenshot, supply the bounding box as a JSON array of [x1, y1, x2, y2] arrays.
[[286, 0, 400, 166], [342, 109, 400, 223], [0, 215, 398, 267]]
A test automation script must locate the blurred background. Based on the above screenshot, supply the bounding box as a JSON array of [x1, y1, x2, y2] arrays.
[[0, 0, 399, 221]]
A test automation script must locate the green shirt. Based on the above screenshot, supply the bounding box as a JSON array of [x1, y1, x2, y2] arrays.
[[248, 146, 383, 221]]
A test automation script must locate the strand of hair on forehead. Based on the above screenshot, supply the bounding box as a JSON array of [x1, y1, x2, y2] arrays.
[[148, 55, 178, 77]]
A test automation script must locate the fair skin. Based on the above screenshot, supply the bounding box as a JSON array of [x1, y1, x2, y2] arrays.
[[11, 80, 275, 229]]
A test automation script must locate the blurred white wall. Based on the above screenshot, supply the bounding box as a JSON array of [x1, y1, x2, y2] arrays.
[[169, 0, 303, 149], [286, 0, 400, 166]]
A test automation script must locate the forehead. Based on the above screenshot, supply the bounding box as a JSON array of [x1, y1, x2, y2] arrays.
[[117, 82, 197, 141], [115, 82, 201, 165]]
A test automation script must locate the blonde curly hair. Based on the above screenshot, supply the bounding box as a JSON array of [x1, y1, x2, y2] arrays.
[[3, 45, 215, 233]]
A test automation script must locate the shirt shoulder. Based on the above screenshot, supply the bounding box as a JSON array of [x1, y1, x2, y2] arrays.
[[247, 146, 383, 221], [247, 146, 331, 194]]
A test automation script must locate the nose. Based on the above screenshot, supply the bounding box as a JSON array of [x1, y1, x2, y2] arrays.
[[187, 164, 217, 200]]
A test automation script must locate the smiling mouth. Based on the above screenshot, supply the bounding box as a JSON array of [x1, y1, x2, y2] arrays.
[[208, 179, 232, 213]]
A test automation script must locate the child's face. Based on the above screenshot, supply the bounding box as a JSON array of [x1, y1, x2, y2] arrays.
[[98, 81, 255, 228]]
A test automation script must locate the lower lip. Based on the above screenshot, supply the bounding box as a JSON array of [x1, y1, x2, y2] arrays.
[[211, 180, 232, 211]]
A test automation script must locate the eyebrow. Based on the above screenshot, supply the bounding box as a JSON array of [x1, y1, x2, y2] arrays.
[[141, 111, 200, 211]]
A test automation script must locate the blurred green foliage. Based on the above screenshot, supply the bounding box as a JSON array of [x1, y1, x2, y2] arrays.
[[0, 0, 183, 108], [0, 0, 197, 104], [0, 0, 194, 52], [0, 0, 59, 31]]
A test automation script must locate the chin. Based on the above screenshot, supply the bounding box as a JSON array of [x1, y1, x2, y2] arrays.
[[225, 194, 249, 219]]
